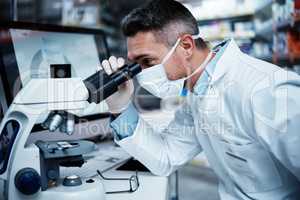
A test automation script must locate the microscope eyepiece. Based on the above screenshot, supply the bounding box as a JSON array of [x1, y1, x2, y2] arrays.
[[84, 63, 141, 104]]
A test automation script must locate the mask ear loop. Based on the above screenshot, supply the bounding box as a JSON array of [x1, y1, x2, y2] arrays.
[[162, 32, 201, 65], [161, 38, 181, 64], [186, 51, 213, 80]]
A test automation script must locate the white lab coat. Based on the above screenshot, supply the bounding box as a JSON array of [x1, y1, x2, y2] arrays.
[[116, 39, 300, 199]]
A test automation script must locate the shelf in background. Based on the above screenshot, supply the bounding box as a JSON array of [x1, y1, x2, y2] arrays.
[[255, 0, 273, 18], [198, 13, 253, 26], [274, 55, 300, 66], [255, 55, 273, 62], [254, 55, 300, 67], [255, 23, 273, 41], [276, 20, 300, 31], [277, 20, 292, 31], [274, 0, 286, 5], [203, 31, 255, 42]]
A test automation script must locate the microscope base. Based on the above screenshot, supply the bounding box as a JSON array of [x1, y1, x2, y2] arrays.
[[11, 177, 106, 200]]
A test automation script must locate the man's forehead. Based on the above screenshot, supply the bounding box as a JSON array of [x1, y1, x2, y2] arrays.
[[127, 32, 157, 45], [127, 32, 164, 60]]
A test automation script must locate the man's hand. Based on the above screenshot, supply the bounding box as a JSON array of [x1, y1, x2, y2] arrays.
[[100, 56, 134, 114]]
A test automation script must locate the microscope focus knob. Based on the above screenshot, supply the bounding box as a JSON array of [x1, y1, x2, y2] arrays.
[[15, 168, 41, 195], [63, 175, 82, 187]]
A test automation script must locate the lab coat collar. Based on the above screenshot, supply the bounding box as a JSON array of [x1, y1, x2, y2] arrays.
[[192, 40, 229, 96], [210, 38, 242, 84], [192, 38, 240, 96]]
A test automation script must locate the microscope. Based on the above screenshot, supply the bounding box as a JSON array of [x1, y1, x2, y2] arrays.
[[0, 63, 141, 200]]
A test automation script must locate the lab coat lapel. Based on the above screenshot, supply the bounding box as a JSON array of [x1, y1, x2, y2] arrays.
[[211, 39, 243, 85], [194, 39, 250, 142]]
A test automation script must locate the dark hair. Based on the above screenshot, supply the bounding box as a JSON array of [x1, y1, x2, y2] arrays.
[[121, 0, 207, 49]]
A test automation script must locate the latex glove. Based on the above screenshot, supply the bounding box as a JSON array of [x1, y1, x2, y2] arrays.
[[101, 56, 134, 114]]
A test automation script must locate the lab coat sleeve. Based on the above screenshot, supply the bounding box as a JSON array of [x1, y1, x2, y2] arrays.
[[250, 71, 300, 181], [114, 102, 202, 176]]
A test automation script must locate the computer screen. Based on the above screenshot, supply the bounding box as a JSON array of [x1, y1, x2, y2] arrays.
[[11, 29, 101, 85], [0, 22, 111, 121]]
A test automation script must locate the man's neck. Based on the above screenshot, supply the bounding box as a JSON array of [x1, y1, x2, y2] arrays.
[[185, 48, 214, 91]]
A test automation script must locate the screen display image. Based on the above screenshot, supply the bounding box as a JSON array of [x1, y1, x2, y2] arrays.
[[10, 29, 101, 85]]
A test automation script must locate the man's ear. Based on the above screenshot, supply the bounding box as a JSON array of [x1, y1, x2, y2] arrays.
[[179, 34, 195, 58]]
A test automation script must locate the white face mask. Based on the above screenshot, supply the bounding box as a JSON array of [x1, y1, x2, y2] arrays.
[[136, 34, 213, 99]]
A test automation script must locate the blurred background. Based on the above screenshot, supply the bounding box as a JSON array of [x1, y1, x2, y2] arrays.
[[1, 0, 300, 69], [1, 0, 300, 199]]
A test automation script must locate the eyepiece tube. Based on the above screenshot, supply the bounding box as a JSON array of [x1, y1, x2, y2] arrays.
[[84, 63, 141, 104]]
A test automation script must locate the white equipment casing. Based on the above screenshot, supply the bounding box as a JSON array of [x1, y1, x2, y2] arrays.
[[0, 78, 106, 200]]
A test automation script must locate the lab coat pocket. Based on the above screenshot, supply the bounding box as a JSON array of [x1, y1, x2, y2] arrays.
[[221, 141, 282, 193]]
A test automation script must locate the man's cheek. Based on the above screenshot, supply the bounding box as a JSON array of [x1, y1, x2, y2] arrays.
[[167, 67, 180, 80]]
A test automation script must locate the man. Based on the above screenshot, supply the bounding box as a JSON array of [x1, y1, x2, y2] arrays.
[[103, 0, 300, 199]]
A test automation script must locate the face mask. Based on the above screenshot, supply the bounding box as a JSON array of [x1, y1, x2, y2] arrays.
[[136, 34, 213, 99]]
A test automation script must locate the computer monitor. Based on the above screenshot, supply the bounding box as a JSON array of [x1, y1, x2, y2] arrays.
[[0, 22, 111, 122]]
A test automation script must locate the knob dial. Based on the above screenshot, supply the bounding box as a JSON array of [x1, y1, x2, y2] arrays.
[[15, 168, 41, 195], [63, 175, 82, 187]]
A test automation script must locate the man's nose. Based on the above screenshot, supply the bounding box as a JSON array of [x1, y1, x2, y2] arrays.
[[127, 52, 134, 62]]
